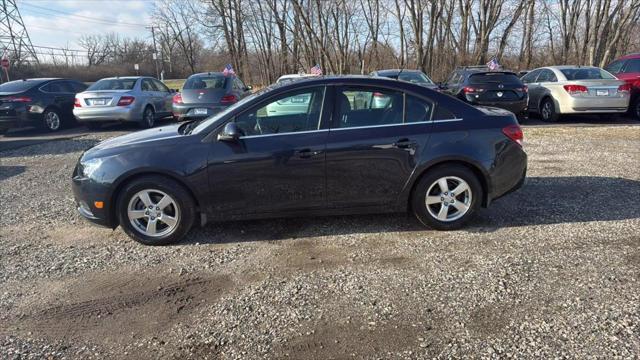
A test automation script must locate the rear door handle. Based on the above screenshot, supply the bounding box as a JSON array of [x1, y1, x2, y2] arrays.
[[296, 149, 323, 158], [393, 139, 417, 149]]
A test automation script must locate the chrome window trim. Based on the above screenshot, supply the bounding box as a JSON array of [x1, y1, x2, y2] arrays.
[[236, 118, 463, 138]]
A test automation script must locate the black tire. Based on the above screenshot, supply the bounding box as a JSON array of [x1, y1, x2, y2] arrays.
[[42, 108, 63, 132], [411, 165, 483, 230], [84, 122, 102, 130], [116, 176, 195, 245], [632, 98, 640, 120], [139, 106, 155, 129], [540, 98, 560, 122]]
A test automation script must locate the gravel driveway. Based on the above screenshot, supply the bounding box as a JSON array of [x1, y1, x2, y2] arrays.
[[0, 123, 639, 359]]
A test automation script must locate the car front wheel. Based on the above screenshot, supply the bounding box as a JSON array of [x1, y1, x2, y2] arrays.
[[412, 165, 482, 230], [117, 176, 195, 245]]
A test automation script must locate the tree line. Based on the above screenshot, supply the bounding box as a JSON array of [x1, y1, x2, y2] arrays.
[[10, 0, 640, 84]]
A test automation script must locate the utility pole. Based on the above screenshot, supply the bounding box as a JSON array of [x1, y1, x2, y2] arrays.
[[0, 0, 39, 67], [148, 25, 160, 79]]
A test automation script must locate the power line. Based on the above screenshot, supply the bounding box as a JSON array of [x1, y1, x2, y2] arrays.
[[20, 2, 148, 28], [1, 0, 39, 66]]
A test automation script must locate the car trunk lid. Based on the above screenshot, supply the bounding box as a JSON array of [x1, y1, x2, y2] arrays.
[[76, 90, 131, 107]]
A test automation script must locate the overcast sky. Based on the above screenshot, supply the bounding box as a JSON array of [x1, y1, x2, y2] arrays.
[[19, 0, 154, 50]]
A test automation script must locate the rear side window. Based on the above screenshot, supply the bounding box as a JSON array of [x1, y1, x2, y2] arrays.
[[336, 88, 404, 128], [433, 105, 456, 120], [560, 68, 615, 80], [42, 81, 74, 93], [398, 72, 434, 85], [153, 79, 169, 92], [605, 60, 625, 74], [184, 76, 226, 90], [0, 80, 39, 92], [405, 95, 433, 123], [537, 70, 557, 83], [469, 73, 522, 84], [69, 81, 87, 93], [88, 79, 137, 91], [623, 59, 640, 73], [521, 69, 541, 83]]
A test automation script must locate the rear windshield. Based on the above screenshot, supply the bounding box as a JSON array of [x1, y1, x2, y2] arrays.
[[184, 76, 226, 90], [0, 80, 40, 92], [397, 72, 434, 85], [560, 68, 615, 80], [88, 79, 137, 91], [469, 73, 522, 84]]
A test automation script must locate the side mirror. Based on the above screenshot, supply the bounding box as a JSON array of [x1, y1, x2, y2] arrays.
[[217, 122, 240, 142]]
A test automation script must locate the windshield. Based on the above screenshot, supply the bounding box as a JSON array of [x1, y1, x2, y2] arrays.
[[0, 80, 40, 93], [88, 78, 137, 91], [560, 68, 615, 80], [184, 76, 226, 89], [191, 91, 262, 134], [397, 72, 434, 84], [469, 73, 522, 84]]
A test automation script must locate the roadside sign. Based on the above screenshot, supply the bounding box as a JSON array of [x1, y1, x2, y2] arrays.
[[1, 58, 9, 69], [134, 63, 139, 71]]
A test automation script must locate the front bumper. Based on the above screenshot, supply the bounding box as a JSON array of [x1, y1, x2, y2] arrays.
[[71, 167, 114, 228], [74, 105, 141, 122]]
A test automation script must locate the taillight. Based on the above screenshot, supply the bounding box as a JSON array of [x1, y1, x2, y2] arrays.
[[516, 85, 528, 93], [372, 92, 385, 97], [173, 93, 183, 104], [74, 98, 82, 107], [563, 84, 588, 96], [3, 96, 32, 103], [117, 96, 135, 106], [463, 87, 484, 94], [502, 124, 523, 146], [220, 94, 238, 105], [617, 83, 632, 93]]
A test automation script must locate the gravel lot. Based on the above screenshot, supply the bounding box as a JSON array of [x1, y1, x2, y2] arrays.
[[0, 121, 639, 359]]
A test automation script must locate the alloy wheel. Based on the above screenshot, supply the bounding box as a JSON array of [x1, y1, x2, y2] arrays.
[[145, 108, 155, 127], [425, 176, 473, 222], [127, 189, 180, 237], [542, 102, 552, 121], [45, 111, 61, 131]]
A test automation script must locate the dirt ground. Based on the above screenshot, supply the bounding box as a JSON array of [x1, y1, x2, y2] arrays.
[[1, 119, 639, 359]]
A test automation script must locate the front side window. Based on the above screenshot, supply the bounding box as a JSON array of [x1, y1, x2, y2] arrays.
[[336, 88, 403, 128], [233, 86, 325, 136]]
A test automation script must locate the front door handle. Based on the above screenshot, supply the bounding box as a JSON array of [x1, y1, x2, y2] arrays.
[[393, 139, 417, 149], [296, 149, 323, 158]]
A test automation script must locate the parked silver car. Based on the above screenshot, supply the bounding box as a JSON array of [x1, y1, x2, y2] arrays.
[[521, 66, 630, 121], [73, 76, 175, 129]]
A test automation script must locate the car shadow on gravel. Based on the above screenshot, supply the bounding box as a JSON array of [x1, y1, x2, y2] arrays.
[[182, 176, 640, 244], [0, 138, 100, 158], [0, 165, 26, 180], [472, 176, 640, 231]]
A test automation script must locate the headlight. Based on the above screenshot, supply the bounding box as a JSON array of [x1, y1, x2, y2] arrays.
[[80, 158, 103, 178]]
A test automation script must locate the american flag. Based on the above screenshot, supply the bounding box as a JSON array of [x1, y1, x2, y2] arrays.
[[486, 57, 500, 71], [222, 64, 235, 76], [310, 64, 322, 75]]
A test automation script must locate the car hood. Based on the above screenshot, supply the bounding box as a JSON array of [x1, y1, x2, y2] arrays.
[[85, 124, 186, 157]]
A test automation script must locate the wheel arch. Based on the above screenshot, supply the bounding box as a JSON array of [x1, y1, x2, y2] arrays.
[[405, 159, 491, 213], [108, 170, 201, 228]]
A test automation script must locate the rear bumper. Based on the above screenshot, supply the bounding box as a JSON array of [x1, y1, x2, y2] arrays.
[[0, 107, 42, 129], [73, 105, 141, 122], [467, 98, 528, 115], [172, 103, 227, 120], [487, 141, 528, 205], [558, 96, 629, 114]]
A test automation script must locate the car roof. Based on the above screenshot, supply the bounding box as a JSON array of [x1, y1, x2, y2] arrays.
[[618, 53, 640, 60], [191, 72, 226, 77], [544, 65, 600, 70], [100, 76, 145, 80], [374, 69, 424, 76]]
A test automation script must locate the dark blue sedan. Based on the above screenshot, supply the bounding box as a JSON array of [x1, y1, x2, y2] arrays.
[[72, 76, 527, 245]]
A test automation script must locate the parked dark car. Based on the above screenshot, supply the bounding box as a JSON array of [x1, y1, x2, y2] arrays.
[[172, 72, 252, 121], [72, 76, 527, 245], [441, 67, 528, 119], [604, 53, 640, 119], [0, 78, 87, 133], [370, 69, 439, 90]]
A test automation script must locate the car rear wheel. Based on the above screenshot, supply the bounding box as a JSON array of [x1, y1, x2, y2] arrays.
[[43, 108, 63, 132], [117, 176, 195, 245], [139, 107, 155, 129], [412, 165, 482, 230], [540, 98, 560, 122]]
